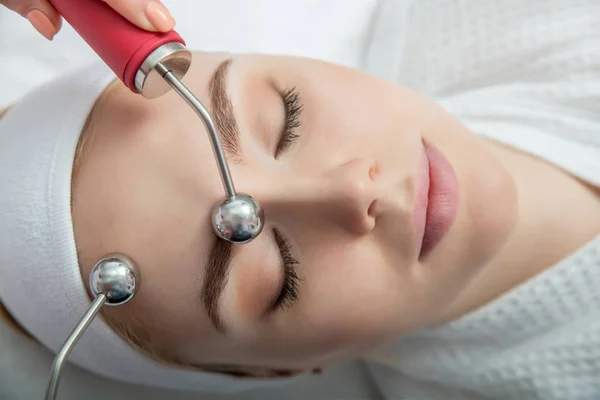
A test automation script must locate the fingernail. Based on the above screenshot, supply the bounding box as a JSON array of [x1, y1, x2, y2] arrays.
[[25, 9, 58, 40], [145, 1, 175, 31]]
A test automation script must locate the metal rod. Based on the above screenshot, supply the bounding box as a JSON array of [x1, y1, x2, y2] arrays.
[[155, 62, 236, 198], [45, 295, 106, 400]]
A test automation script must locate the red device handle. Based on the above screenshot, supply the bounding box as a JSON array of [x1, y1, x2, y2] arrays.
[[48, 0, 185, 93]]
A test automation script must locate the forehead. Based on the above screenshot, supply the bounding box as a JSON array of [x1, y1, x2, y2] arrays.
[[72, 54, 247, 349]]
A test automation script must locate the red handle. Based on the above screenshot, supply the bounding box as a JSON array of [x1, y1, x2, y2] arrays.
[[49, 0, 185, 93]]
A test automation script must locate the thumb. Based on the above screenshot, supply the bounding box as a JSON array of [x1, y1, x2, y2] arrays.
[[102, 0, 175, 32], [0, 0, 62, 40]]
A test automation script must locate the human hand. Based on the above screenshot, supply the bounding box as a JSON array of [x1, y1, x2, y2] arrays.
[[0, 0, 175, 40]]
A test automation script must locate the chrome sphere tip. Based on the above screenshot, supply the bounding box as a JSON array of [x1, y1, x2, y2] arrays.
[[89, 253, 140, 306], [212, 194, 264, 243]]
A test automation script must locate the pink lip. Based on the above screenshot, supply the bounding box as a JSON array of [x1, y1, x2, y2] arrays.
[[413, 141, 459, 260]]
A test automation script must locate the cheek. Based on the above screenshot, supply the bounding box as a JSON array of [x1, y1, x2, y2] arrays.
[[296, 89, 422, 174], [294, 242, 419, 353]]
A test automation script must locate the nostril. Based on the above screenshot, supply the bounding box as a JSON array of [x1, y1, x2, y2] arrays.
[[368, 162, 379, 181], [368, 200, 377, 218]]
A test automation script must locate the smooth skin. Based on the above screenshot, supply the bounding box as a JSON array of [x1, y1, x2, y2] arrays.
[[67, 52, 600, 374], [0, 0, 175, 40]]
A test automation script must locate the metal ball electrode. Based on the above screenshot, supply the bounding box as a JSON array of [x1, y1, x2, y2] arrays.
[[212, 194, 265, 243], [89, 253, 140, 306]]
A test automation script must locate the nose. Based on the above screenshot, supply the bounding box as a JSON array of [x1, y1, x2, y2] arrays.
[[325, 158, 378, 234], [265, 158, 378, 235]]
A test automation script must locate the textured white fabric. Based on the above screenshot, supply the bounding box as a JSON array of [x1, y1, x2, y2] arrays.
[[0, 62, 304, 393], [362, 0, 600, 399]]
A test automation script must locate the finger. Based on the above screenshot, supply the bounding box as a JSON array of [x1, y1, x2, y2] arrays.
[[102, 0, 175, 32], [0, 0, 62, 40]]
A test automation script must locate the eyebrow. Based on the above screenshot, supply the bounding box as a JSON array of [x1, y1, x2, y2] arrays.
[[202, 238, 232, 334], [201, 58, 240, 334], [207, 58, 242, 162]]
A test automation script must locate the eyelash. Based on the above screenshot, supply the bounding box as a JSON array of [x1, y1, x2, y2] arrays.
[[275, 87, 303, 157], [273, 229, 301, 311]]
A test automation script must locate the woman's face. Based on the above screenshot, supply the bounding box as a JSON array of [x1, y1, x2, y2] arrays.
[[73, 52, 517, 371]]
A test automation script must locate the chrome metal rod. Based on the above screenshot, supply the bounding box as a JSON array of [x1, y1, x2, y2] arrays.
[[45, 295, 106, 400], [155, 62, 236, 198]]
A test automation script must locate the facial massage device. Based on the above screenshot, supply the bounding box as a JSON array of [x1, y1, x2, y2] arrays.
[[44, 1, 264, 398]]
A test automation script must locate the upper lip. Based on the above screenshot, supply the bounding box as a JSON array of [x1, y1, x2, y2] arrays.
[[369, 145, 430, 258], [412, 145, 430, 258]]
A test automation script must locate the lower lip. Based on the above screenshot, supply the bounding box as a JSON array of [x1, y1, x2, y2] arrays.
[[414, 141, 459, 260]]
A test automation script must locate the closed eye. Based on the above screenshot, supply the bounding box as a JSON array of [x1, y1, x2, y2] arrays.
[[275, 87, 303, 157], [271, 229, 301, 311]]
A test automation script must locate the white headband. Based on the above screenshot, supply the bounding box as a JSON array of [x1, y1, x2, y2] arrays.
[[0, 62, 301, 392]]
